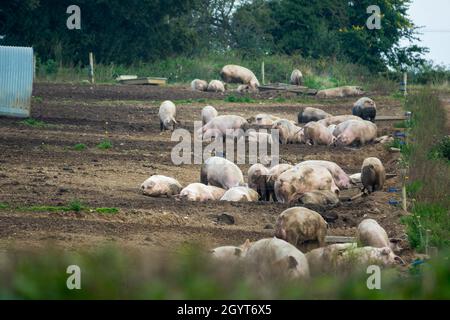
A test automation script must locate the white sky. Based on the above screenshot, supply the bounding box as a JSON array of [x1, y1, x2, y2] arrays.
[[403, 0, 450, 66]]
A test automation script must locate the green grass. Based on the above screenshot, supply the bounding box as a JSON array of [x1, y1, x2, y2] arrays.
[[224, 95, 255, 103], [97, 139, 112, 150], [19, 118, 48, 128], [398, 90, 450, 253], [13, 201, 119, 215], [402, 203, 450, 252], [0, 203, 9, 210], [73, 143, 87, 151], [393, 121, 410, 129], [95, 207, 119, 214]]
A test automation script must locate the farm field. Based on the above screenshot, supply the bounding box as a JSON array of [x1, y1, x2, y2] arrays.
[[0, 83, 414, 260]]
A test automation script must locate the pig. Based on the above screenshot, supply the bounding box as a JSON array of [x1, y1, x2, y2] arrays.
[[352, 97, 377, 122], [298, 190, 340, 207], [327, 124, 337, 135], [361, 157, 385, 193], [375, 135, 394, 144], [248, 163, 270, 200], [140, 175, 182, 197], [306, 243, 357, 276], [199, 115, 249, 140], [191, 79, 208, 91], [306, 244, 403, 276], [255, 113, 280, 126], [244, 238, 310, 280], [201, 105, 218, 126], [316, 86, 364, 98], [220, 65, 260, 89], [211, 240, 252, 262], [207, 80, 226, 93], [272, 119, 303, 144], [275, 207, 327, 251], [266, 164, 293, 202], [158, 100, 177, 131], [236, 84, 258, 93], [335, 120, 378, 146], [297, 107, 331, 123], [296, 160, 352, 189], [349, 173, 362, 184], [274, 165, 339, 204], [246, 131, 273, 145], [317, 115, 362, 127], [200, 156, 245, 190], [290, 69, 304, 86], [303, 121, 336, 146], [357, 219, 402, 253], [220, 186, 260, 202], [179, 183, 226, 202]]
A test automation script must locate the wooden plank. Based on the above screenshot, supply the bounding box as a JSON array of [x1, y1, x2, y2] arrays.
[[375, 115, 407, 121], [325, 236, 356, 244], [119, 77, 167, 86]]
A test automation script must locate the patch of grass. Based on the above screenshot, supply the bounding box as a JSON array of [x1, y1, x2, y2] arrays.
[[95, 207, 119, 214], [402, 203, 450, 252], [97, 139, 112, 150], [393, 121, 410, 129], [67, 200, 85, 212], [406, 180, 424, 198], [19, 118, 47, 128], [225, 95, 255, 103], [0, 203, 9, 210], [32, 96, 43, 103], [73, 143, 87, 151], [428, 136, 450, 162]]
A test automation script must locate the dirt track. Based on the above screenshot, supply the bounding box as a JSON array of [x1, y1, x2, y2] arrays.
[[0, 83, 410, 257]]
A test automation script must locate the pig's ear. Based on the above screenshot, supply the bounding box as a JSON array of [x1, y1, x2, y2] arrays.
[[241, 239, 252, 250], [234, 248, 242, 257]]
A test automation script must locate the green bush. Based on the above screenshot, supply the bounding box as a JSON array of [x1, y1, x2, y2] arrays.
[[97, 140, 112, 150], [73, 144, 87, 151], [96, 208, 119, 214]]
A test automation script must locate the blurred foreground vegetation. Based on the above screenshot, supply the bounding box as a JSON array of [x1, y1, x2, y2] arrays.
[[0, 246, 449, 300]]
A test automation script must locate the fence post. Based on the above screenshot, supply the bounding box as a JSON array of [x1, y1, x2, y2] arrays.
[[261, 61, 265, 85], [403, 72, 407, 96], [89, 52, 95, 84], [400, 168, 408, 212]]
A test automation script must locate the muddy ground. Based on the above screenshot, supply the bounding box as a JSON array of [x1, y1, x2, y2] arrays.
[[0, 83, 411, 258]]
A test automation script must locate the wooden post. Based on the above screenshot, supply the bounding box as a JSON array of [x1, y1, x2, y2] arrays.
[[403, 72, 407, 97], [261, 61, 265, 85], [89, 52, 95, 84], [400, 168, 407, 211]]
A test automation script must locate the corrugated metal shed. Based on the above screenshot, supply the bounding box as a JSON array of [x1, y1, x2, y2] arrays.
[[0, 46, 34, 118]]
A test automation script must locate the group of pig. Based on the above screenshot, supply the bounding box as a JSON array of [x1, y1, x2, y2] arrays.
[[160, 96, 379, 147], [141, 156, 386, 206], [212, 211, 404, 280], [191, 65, 261, 93]]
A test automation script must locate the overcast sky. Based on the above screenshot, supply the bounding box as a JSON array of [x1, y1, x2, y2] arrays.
[[403, 0, 450, 66]]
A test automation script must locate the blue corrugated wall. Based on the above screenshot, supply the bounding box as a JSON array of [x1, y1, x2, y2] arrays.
[[0, 46, 34, 118]]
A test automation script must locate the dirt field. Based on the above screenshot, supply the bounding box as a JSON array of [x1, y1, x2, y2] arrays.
[[0, 83, 411, 258]]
